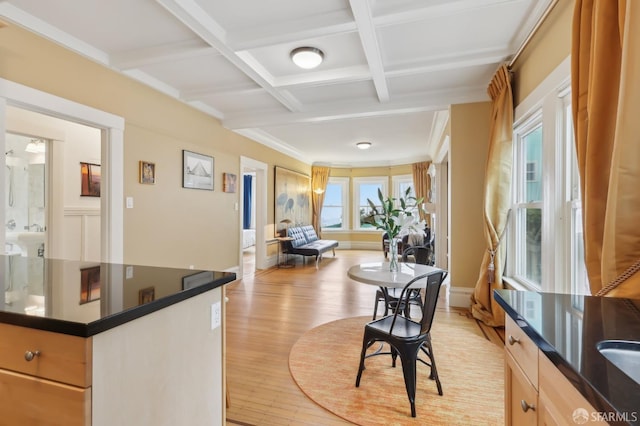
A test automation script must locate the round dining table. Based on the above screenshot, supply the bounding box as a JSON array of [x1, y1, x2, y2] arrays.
[[347, 261, 443, 289]]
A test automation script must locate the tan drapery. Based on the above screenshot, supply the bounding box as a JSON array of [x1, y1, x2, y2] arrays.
[[311, 166, 330, 237], [411, 161, 431, 227], [471, 64, 513, 327], [572, 0, 640, 297]]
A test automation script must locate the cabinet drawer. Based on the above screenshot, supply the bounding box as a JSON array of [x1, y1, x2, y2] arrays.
[[0, 323, 92, 387], [505, 351, 538, 426], [0, 368, 91, 426], [505, 315, 538, 389]]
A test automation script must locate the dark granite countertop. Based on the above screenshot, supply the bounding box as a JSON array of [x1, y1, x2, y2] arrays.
[[0, 255, 236, 337], [494, 290, 640, 426]]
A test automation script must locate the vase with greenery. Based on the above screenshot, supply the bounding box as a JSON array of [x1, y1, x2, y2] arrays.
[[362, 188, 426, 272]]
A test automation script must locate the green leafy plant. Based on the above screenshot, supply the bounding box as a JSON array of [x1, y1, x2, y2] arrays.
[[362, 187, 426, 239]]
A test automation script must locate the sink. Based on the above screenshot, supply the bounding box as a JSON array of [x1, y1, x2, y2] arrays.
[[597, 340, 640, 385], [5, 231, 45, 256]]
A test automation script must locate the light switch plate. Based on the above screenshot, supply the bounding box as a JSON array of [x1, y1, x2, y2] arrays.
[[126, 197, 134, 208], [125, 265, 133, 279]]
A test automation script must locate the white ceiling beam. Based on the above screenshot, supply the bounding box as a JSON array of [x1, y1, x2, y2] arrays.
[[349, 0, 389, 103], [223, 85, 487, 130], [156, 0, 302, 112]]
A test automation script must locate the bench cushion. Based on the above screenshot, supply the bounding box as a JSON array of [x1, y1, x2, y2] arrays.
[[301, 225, 319, 242]]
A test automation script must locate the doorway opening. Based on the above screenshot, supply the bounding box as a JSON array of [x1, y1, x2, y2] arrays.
[[0, 78, 124, 263], [239, 157, 267, 279]]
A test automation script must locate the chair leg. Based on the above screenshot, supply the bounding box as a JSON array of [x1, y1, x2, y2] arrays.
[[397, 345, 420, 418], [421, 339, 443, 395], [355, 333, 371, 387], [372, 296, 379, 320]]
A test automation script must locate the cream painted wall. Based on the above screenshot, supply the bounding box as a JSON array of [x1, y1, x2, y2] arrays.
[[449, 102, 491, 290], [0, 23, 308, 270], [511, 0, 573, 105]]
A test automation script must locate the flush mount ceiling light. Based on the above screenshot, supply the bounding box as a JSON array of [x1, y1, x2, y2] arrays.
[[356, 141, 372, 150], [290, 47, 324, 69]]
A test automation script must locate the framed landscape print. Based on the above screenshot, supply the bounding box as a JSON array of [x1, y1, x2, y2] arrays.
[[183, 150, 214, 190]]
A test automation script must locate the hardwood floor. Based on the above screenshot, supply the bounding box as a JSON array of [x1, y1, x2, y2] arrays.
[[226, 249, 503, 425]]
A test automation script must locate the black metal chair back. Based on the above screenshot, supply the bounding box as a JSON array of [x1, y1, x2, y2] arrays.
[[388, 270, 447, 334]]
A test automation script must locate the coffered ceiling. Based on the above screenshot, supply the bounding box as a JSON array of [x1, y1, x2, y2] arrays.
[[0, 0, 553, 167]]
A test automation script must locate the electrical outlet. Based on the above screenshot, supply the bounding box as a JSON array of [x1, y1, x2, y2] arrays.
[[211, 302, 221, 330]]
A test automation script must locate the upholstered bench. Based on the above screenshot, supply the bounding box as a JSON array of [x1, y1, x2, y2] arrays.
[[283, 225, 338, 268]]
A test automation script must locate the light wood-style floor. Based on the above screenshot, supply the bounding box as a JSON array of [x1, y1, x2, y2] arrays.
[[226, 249, 504, 425]]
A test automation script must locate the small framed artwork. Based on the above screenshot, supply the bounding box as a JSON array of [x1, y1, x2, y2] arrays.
[[223, 173, 237, 193], [139, 161, 156, 184], [183, 150, 214, 190], [138, 286, 155, 305], [80, 162, 101, 197], [80, 266, 101, 304]]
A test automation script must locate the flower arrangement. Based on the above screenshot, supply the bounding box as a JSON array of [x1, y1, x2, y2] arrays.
[[362, 187, 426, 240], [362, 188, 426, 271]]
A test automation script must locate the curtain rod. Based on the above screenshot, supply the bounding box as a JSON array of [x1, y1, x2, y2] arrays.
[[508, 0, 559, 69]]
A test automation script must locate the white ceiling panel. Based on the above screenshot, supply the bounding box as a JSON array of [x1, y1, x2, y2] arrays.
[[1, 0, 554, 166]]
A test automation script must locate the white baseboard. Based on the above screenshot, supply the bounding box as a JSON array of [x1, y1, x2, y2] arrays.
[[448, 285, 474, 309]]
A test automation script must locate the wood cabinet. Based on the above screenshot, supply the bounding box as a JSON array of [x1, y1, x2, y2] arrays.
[[504, 315, 608, 426], [538, 350, 606, 426], [0, 323, 92, 425], [505, 315, 538, 425], [0, 286, 225, 425]]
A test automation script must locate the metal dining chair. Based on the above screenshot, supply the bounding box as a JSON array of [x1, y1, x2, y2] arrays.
[[356, 270, 448, 418]]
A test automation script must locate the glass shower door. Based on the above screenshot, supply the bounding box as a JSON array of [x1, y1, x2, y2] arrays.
[[4, 132, 46, 257]]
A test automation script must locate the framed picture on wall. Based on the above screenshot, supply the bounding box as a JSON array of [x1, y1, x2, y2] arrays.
[[223, 173, 237, 193], [182, 150, 214, 190], [139, 161, 156, 184], [80, 162, 101, 197], [274, 166, 311, 235]]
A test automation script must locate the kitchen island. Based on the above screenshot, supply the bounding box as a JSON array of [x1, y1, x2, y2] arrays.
[[495, 289, 640, 426], [0, 255, 236, 426]]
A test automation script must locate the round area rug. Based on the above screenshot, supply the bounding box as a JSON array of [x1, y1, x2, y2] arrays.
[[289, 315, 504, 426]]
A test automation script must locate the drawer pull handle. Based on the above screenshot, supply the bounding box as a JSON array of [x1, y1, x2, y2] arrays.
[[24, 350, 41, 362], [508, 335, 520, 346], [520, 400, 536, 412]]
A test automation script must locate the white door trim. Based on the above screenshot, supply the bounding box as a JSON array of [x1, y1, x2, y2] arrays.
[[0, 78, 124, 262], [239, 156, 268, 276]]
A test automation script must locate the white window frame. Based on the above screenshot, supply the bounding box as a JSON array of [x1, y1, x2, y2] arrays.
[[392, 174, 419, 217], [353, 176, 388, 230], [320, 177, 349, 231], [512, 114, 543, 289], [506, 57, 580, 294]]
